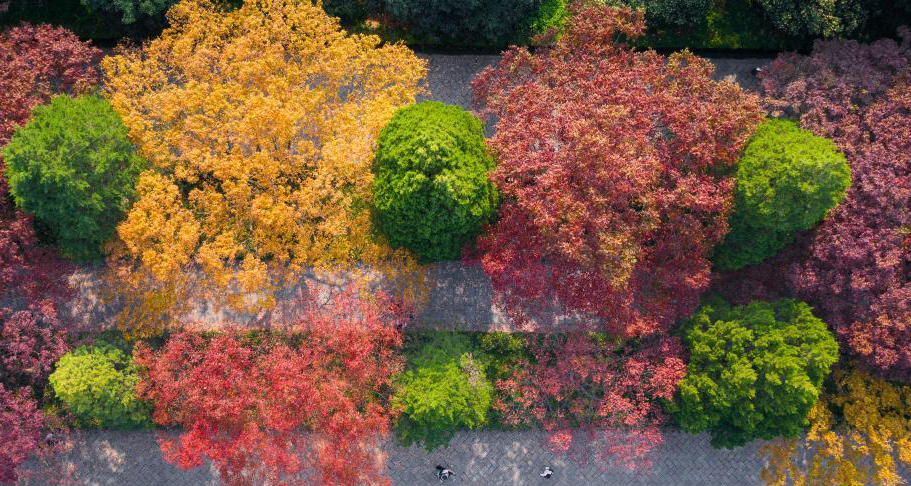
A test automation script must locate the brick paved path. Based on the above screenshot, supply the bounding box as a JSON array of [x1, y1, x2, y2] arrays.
[[23, 430, 767, 486]]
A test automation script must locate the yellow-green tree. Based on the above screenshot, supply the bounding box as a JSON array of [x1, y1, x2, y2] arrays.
[[761, 367, 911, 486], [102, 0, 427, 336]]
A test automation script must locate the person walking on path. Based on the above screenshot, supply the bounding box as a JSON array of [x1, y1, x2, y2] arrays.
[[436, 465, 454, 482], [540, 466, 554, 479]]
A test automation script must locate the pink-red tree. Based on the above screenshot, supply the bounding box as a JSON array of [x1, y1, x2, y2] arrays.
[[754, 33, 911, 381], [0, 384, 43, 483], [133, 291, 406, 486], [494, 334, 686, 470], [471, 5, 763, 336]]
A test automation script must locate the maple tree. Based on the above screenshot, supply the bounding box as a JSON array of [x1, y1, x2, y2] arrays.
[[761, 366, 911, 486], [493, 333, 687, 470], [133, 290, 405, 486], [103, 0, 428, 336], [759, 35, 911, 380], [0, 384, 44, 483], [471, 4, 763, 335]]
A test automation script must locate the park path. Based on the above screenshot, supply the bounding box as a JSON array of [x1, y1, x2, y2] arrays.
[[46, 54, 778, 486], [23, 429, 768, 486]]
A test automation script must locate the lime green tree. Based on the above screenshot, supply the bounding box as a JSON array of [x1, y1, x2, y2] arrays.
[[372, 101, 497, 262], [2, 94, 146, 260], [714, 119, 850, 269], [49, 344, 151, 428], [669, 297, 839, 448], [393, 333, 492, 450]]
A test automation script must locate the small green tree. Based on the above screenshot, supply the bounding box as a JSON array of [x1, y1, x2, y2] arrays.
[[757, 0, 871, 38], [79, 0, 179, 24], [393, 333, 492, 450], [49, 344, 151, 428], [615, 0, 714, 28], [2, 94, 147, 260], [714, 119, 850, 269], [372, 101, 497, 262], [668, 297, 839, 448]]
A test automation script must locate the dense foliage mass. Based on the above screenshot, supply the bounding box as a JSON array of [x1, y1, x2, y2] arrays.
[[471, 4, 763, 335], [372, 101, 497, 262], [713, 119, 850, 269], [0, 384, 44, 483], [670, 297, 839, 448], [756, 0, 870, 38], [321, 0, 381, 23], [393, 333, 491, 450], [103, 0, 426, 336], [758, 32, 911, 381], [49, 344, 150, 428], [3, 95, 146, 260], [0, 23, 101, 146], [384, 0, 541, 46], [762, 367, 911, 486], [79, 0, 178, 23], [617, 0, 714, 28], [495, 334, 686, 469], [133, 291, 405, 486]]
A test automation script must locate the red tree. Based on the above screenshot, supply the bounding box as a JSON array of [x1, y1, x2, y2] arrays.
[[134, 290, 405, 486], [0, 384, 43, 483], [494, 334, 686, 470], [470, 5, 763, 336]]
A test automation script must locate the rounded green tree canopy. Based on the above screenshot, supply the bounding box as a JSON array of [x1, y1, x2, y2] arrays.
[[2, 94, 147, 260], [372, 101, 497, 262], [714, 118, 850, 269], [49, 344, 151, 428], [669, 297, 839, 448]]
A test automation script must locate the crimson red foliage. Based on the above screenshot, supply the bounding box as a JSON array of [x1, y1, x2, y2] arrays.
[[721, 33, 911, 380], [0, 384, 43, 483], [134, 291, 405, 486], [0, 23, 100, 146], [494, 334, 687, 470], [471, 5, 763, 336]]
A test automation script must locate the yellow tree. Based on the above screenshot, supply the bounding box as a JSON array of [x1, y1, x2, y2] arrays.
[[761, 366, 911, 486], [102, 0, 427, 336]]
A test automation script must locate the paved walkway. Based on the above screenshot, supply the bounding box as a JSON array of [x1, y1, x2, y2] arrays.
[[23, 430, 767, 486]]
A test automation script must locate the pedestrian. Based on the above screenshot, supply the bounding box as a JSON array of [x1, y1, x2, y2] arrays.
[[751, 67, 763, 77], [436, 465, 454, 482], [540, 466, 554, 479]]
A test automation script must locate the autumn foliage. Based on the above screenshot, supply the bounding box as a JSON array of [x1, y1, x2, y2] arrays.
[[103, 0, 427, 336], [471, 4, 763, 335], [493, 334, 687, 470], [133, 290, 405, 486]]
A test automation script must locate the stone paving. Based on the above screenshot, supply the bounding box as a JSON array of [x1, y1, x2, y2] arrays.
[[23, 430, 768, 486]]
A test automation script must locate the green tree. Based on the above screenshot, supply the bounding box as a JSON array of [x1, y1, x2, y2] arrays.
[[714, 119, 850, 269], [372, 101, 497, 262], [668, 297, 839, 448], [49, 344, 151, 428], [79, 0, 179, 24], [393, 333, 492, 450], [757, 0, 871, 38], [2, 94, 147, 260]]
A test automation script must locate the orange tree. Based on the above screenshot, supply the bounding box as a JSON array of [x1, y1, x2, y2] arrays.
[[762, 366, 911, 486], [103, 0, 427, 336]]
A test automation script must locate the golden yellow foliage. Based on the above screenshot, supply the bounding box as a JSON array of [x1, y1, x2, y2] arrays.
[[102, 0, 427, 336], [761, 367, 911, 486]]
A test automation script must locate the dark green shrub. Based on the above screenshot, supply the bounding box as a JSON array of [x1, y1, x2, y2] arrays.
[[372, 101, 497, 262], [321, 0, 382, 23], [757, 0, 871, 38], [619, 0, 714, 28], [668, 297, 839, 448], [383, 0, 542, 46], [2, 95, 147, 260], [79, 0, 178, 24], [714, 119, 850, 269], [393, 333, 492, 450], [49, 344, 151, 428]]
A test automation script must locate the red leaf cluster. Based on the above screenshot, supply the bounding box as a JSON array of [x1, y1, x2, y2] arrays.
[[493, 334, 687, 470], [134, 290, 405, 486], [471, 5, 763, 336], [0, 384, 43, 483]]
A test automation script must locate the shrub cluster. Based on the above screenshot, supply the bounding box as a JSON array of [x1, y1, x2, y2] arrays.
[[383, 0, 543, 46], [372, 101, 497, 262], [714, 119, 850, 270]]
